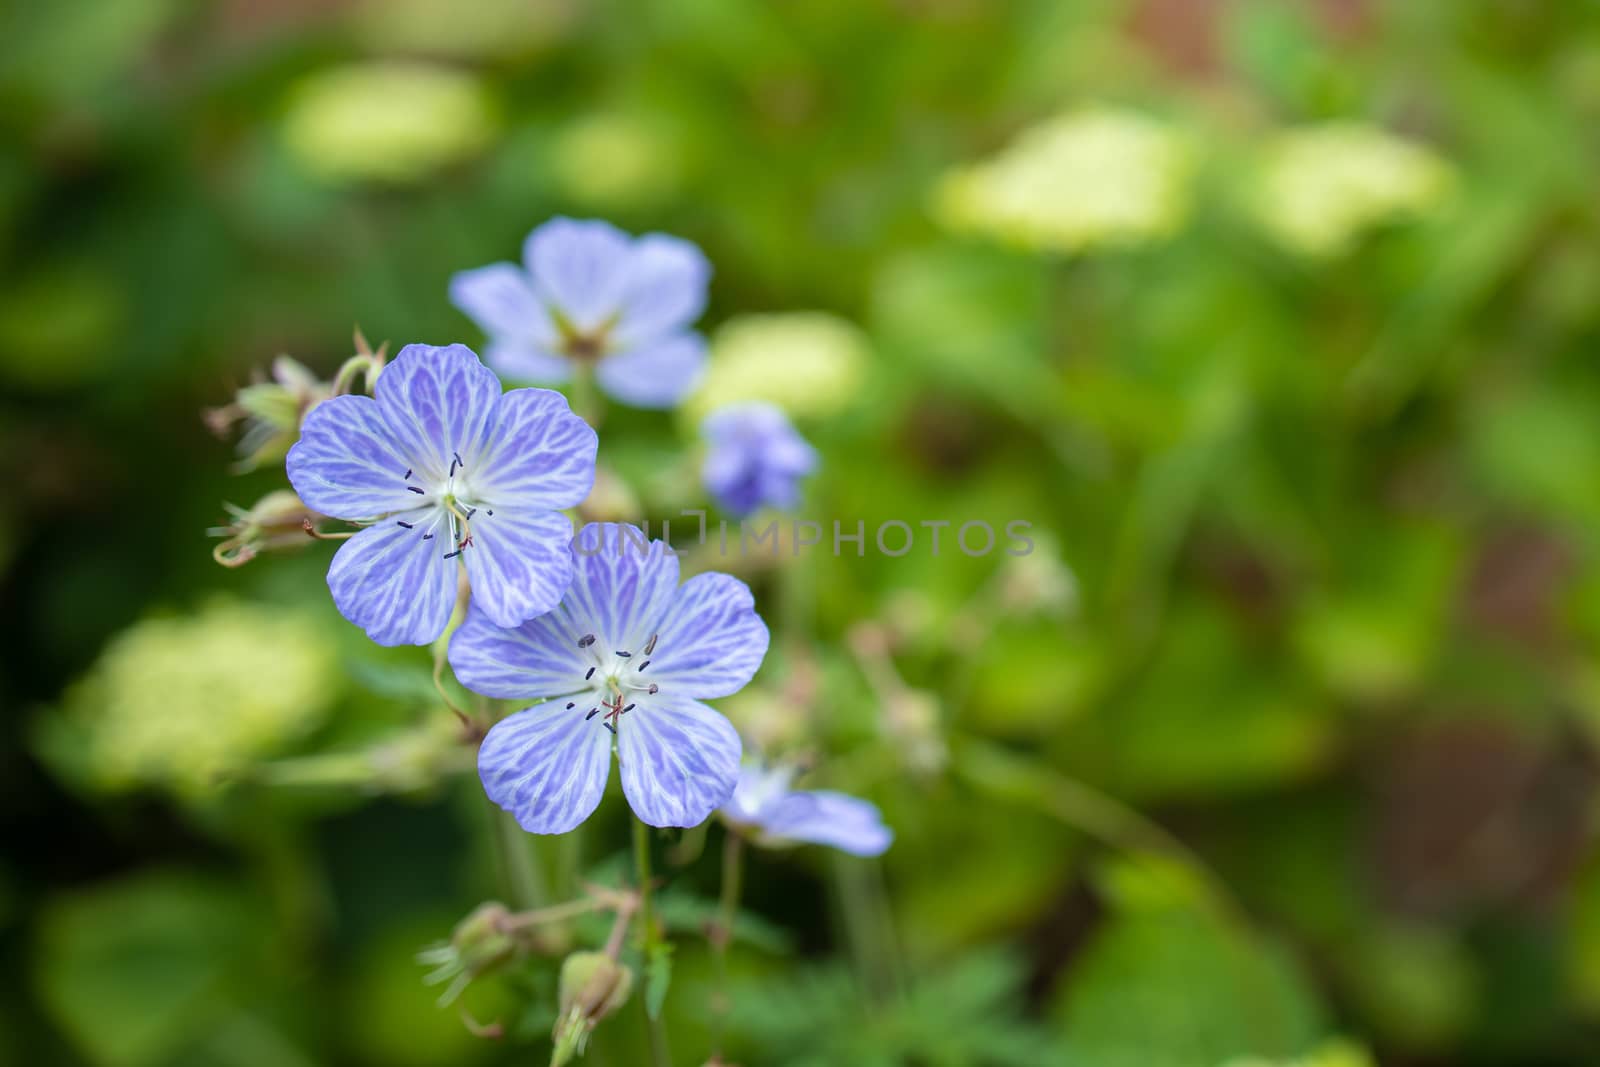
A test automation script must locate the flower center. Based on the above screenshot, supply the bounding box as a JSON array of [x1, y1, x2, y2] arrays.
[[396, 451, 493, 561], [568, 630, 660, 735], [562, 332, 608, 364]]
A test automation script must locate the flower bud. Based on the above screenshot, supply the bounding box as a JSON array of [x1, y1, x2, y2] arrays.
[[206, 356, 330, 470], [550, 952, 634, 1065], [453, 901, 520, 976], [209, 490, 323, 567], [418, 901, 527, 1006]]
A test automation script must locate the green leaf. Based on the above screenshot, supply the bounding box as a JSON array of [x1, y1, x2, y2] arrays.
[[644, 940, 674, 1020]]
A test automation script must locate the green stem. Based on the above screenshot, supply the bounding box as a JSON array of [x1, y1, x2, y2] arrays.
[[709, 831, 744, 1056], [831, 853, 902, 1004], [490, 801, 546, 911], [570, 367, 606, 428], [632, 818, 671, 1067]]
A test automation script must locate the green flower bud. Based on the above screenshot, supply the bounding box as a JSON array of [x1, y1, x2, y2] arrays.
[[418, 901, 526, 1006], [209, 490, 322, 568], [550, 952, 634, 1065], [205, 356, 330, 471]]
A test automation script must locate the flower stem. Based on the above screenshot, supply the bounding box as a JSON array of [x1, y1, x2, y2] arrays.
[[570, 367, 606, 428], [708, 830, 744, 1057], [631, 817, 671, 1067], [490, 801, 546, 911]]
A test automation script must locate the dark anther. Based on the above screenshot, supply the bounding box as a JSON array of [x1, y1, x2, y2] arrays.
[[453, 451, 464, 469], [585, 666, 596, 680], [487, 509, 494, 515], [586, 706, 601, 720], [397, 521, 413, 529], [566, 701, 575, 709], [465, 508, 477, 519], [422, 533, 434, 540], [443, 549, 462, 560], [646, 684, 658, 695], [603, 721, 617, 735], [622, 703, 635, 713], [638, 660, 650, 671], [643, 633, 659, 655], [404, 468, 412, 479], [616, 650, 632, 658], [408, 486, 425, 495], [578, 634, 596, 648]]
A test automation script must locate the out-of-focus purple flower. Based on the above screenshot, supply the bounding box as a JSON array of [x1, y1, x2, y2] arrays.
[[286, 343, 597, 646], [700, 402, 817, 517], [449, 218, 711, 409], [454, 522, 768, 834], [720, 762, 892, 856]]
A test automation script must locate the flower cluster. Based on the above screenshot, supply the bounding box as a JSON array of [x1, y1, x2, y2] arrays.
[[215, 215, 891, 1057], [266, 233, 883, 841]]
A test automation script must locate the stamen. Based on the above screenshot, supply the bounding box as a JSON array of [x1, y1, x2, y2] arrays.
[[422, 533, 435, 540], [622, 703, 635, 713], [586, 707, 601, 720], [643, 633, 659, 655], [616, 650, 632, 658], [465, 508, 477, 519], [487, 509, 494, 516], [578, 634, 596, 648], [397, 521, 413, 529], [638, 660, 650, 671], [448, 458, 457, 477], [407, 486, 425, 495], [603, 721, 617, 734], [403, 468, 412, 479], [453, 451, 464, 470], [442, 549, 462, 560], [585, 667, 595, 680], [566, 702, 575, 709], [647, 684, 658, 695]]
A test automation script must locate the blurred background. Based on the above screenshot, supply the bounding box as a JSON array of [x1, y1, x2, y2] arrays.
[[5, 0, 1600, 1064]]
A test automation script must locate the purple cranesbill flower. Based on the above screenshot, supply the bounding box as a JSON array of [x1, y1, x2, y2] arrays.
[[700, 402, 817, 517], [454, 522, 768, 833], [449, 217, 711, 409], [720, 762, 892, 856], [286, 343, 597, 646]]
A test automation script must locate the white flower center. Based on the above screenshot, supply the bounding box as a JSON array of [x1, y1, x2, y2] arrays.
[[566, 630, 660, 735]]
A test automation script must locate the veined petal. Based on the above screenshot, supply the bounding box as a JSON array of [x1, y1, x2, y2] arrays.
[[618, 695, 741, 828], [524, 218, 631, 332], [462, 509, 575, 629], [479, 701, 612, 835], [326, 509, 457, 646], [615, 234, 711, 345], [594, 333, 706, 409], [375, 343, 501, 479], [762, 791, 893, 856], [484, 338, 574, 386], [449, 601, 589, 699], [648, 573, 769, 699], [449, 263, 557, 344], [565, 523, 681, 653], [473, 388, 597, 510], [287, 394, 418, 519]]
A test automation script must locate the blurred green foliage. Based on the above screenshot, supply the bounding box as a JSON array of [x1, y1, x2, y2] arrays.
[[6, 0, 1600, 1064]]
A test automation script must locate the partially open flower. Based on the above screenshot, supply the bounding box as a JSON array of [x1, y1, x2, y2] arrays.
[[719, 761, 892, 856]]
